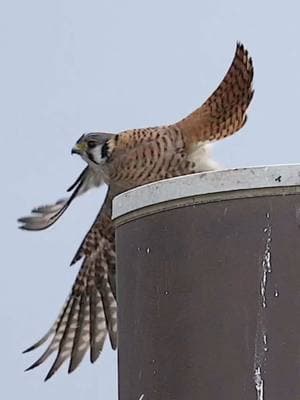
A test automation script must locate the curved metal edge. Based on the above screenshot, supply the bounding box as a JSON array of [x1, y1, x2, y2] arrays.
[[114, 186, 300, 227], [112, 164, 300, 221]]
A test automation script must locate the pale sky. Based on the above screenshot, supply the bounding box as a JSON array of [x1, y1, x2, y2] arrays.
[[3, 0, 300, 399]]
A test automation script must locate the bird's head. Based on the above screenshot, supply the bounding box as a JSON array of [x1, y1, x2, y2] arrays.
[[71, 132, 114, 166]]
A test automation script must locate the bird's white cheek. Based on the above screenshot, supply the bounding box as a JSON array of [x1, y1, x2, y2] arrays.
[[90, 146, 103, 164]]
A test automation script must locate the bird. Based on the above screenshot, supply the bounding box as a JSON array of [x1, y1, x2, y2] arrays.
[[18, 42, 254, 380]]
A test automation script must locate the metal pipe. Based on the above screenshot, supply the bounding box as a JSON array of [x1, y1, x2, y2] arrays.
[[113, 165, 300, 400]]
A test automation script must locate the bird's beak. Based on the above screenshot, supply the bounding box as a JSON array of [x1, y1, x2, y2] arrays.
[[71, 143, 87, 155]]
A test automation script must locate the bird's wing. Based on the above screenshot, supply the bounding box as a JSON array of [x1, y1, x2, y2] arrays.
[[24, 189, 117, 380], [174, 42, 254, 146], [18, 166, 103, 231], [108, 43, 253, 181]]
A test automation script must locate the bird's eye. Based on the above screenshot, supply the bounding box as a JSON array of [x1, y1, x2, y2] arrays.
[[87, 140, 97, 148]]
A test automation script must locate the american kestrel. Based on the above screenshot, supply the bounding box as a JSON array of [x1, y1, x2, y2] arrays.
[[18, 42, 254, 380]]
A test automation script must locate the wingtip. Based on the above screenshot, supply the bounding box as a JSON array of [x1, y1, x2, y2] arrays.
[[68, 361, 79, 374], [70, 258, 77, 266], [22, 346, 33, 354], [235, 41, 251, 58], [43, 364, 59, 381], [18, 224, 36, 232], [17, 217, 29, 228], [90, 351, 100, 364], [235, 41, 254, 78], [23, 341, 41, 353], [24, 359, 40, 372], [18, 224, 47, 232], [236, 40, 246, 50], [44, 372, 53, 382], [17, 215, 51, 231], [111, 340, 117, 351], [70, 253, 81, 266]]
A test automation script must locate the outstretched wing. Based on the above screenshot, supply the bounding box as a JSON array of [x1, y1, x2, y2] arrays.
[[18, 167, 103, 231], [24, 189, 117, 380], [175, 42, 254, 146]]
